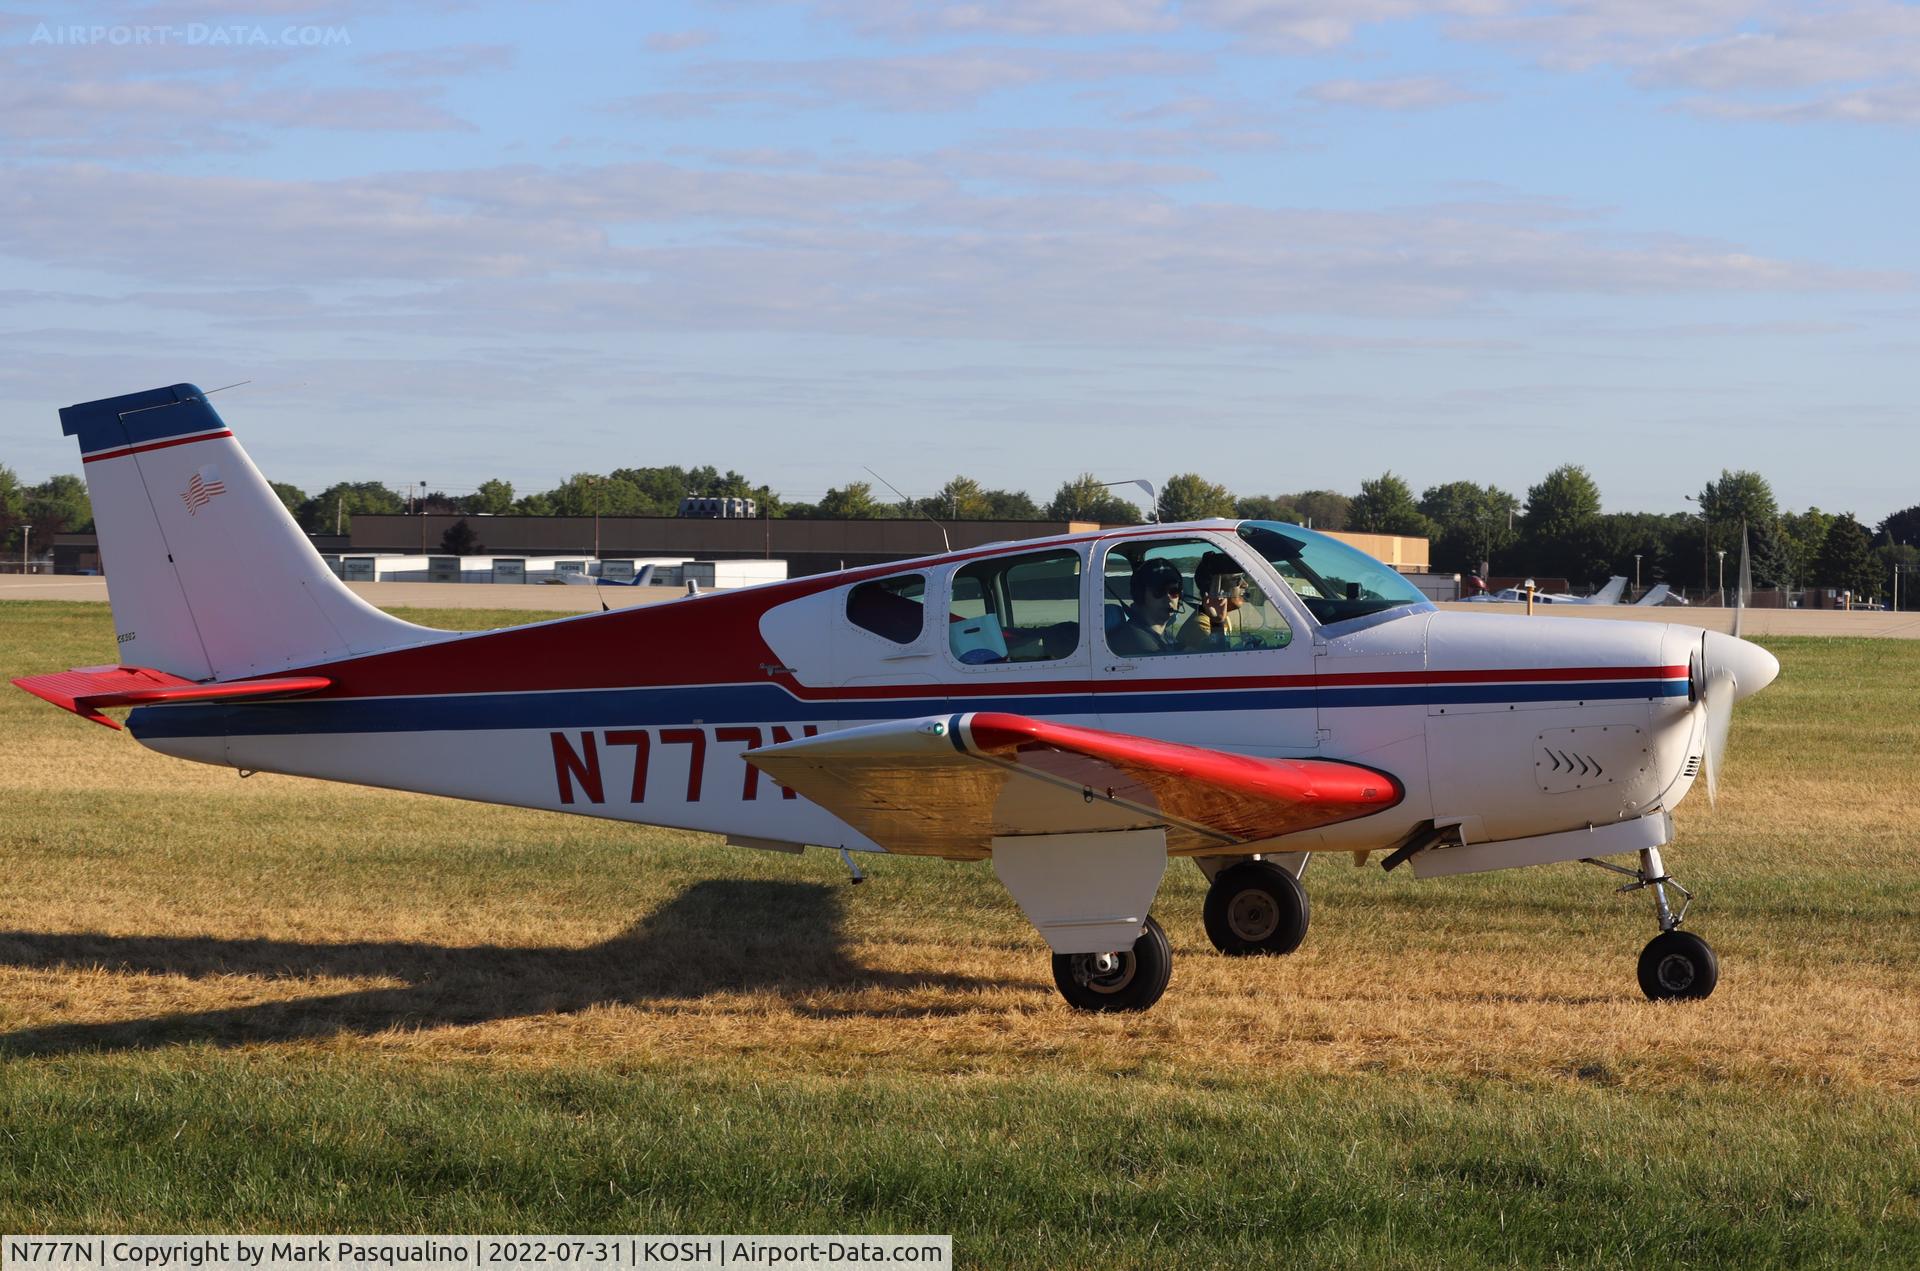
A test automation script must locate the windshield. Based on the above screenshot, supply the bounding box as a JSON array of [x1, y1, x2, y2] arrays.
[[1237, 521, 1430, 625]]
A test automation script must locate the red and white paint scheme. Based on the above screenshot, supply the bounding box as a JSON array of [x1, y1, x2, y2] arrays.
[[15, 385, 1781, 1011]]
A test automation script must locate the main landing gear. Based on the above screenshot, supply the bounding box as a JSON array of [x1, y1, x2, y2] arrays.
[[1047, 857, 1310, 1012], [1202, 860, 1310, 956], [1586, 845, 1718, 1001], [1052, 915, 1173, 1012]]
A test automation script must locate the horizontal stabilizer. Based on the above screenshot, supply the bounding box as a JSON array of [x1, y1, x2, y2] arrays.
[[746, 710, 1402, 859], [12, 665, 331, 731]]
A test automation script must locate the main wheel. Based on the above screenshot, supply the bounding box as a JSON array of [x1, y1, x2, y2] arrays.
[[1638, 930, 1718, 1001], [1052, 915, 1173, 1013], [1203, 861, 1310, 956]]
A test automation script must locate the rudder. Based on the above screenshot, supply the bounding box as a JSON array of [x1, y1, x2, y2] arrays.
[[62, 383, 438, 680]]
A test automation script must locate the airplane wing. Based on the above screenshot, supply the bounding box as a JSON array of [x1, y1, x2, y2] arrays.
[[12, 665, 331, 730], [745, 711, 1402, 859]]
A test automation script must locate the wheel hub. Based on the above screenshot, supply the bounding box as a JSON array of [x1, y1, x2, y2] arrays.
[[1656, 953, 1696, 992], [1075, 950, 1136, 993], [1226, 890, 1280, 942]]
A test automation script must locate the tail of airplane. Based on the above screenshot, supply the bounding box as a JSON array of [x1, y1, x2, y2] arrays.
[[1634, 584, 1677, 607], [57, 384, 438, 682], [1590, 576, 1629, 604]]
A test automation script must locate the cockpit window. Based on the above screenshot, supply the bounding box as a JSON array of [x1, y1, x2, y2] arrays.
[[1237, 522, 1429, 625], [1102, 537, 1292, 656]]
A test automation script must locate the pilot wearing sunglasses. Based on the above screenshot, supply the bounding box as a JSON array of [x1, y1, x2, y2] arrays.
[[1179, 551, 1247, 650], [1110, 558, 1187, 656]]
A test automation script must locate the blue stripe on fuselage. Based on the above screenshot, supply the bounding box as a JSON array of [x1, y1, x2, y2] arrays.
[[126, 679, 1687, 740]]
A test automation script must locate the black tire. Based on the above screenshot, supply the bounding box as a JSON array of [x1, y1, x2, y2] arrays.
[[1052, 915, 1173, 1013], [1638, 930, 1719, 1001], [1203, 861, 1310, 956]]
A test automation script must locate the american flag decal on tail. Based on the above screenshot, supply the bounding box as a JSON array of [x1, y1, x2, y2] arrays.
[[181, 467, 227, 515]]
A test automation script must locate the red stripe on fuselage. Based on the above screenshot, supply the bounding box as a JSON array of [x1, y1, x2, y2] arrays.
[[275, 521, 1684, 706], [81, 430, 233, 463], [290, 602, 1685, 709]]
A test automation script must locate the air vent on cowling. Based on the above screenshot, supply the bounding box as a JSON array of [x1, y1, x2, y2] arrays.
[[1535, 725, 1648, 794]]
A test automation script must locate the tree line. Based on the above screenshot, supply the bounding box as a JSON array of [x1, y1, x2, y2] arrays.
[[5, 459, 1914, 603]]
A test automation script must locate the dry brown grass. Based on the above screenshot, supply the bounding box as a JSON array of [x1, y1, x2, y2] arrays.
[[2, 610, 1917, 1103]]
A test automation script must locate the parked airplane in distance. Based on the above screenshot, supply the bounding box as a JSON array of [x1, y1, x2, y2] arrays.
[[1467, 576, 1630, 605], [1635, 584, 1688, 606], [15, 386, 1779, 1012]]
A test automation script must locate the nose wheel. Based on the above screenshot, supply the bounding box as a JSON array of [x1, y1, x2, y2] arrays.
[[1052, 915, 1172, 1012], [1586, 845, 1717, 1001], [1203, 860, 1309, 956], [1638, 929, 1718, 1000]]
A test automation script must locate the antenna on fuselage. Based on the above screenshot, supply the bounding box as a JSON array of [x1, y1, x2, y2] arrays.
[[864, 466, 950, 553]]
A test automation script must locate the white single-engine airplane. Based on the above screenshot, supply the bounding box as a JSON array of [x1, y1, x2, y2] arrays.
[[1467, 576, 1630, 605], [15, 385, 1780, 1012]]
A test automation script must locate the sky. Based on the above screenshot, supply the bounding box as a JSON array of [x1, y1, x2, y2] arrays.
[[2, 0, 1916, 523]]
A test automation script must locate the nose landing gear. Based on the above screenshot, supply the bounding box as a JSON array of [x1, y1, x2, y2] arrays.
[[1586, 845, 1717, 1001]]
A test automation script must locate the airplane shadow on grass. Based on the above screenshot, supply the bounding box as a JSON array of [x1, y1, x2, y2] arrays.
[[0, 879, 1013, 1056]]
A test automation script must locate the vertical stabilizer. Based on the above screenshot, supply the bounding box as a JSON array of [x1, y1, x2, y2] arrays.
[[60, 384, 439, 680]]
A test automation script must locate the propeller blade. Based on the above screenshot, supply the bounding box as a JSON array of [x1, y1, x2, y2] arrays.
[[1701, 670, 1736, 807]]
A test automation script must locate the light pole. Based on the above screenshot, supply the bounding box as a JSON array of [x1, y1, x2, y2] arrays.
[[1683, 494, 1709, 603], [418, 480, 428, 554], [1716, 549, 1726, 606], [1634, 553, 1642, 594], [21, 524, 29, 575]]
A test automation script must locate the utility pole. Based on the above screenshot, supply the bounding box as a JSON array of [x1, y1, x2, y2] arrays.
[[585, 476, 602, 560], [1683, 494, 1709, 602]]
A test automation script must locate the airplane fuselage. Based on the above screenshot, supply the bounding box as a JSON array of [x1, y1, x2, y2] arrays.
[[127, 524, 1717, 862]]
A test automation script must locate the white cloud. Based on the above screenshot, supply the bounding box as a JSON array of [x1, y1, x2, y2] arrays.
[[7, 155, 1885, 351], [0, 38, 473, 157], [1456, 1, 1920, 126], [818, 0, 1175, 39], [1681, 82, 1920, 124], [1186, 0, 1505, 50], [793, 0, 1920, 128], [623, 46, 1208, 114], [1303, 75, 1492, 109], [644, 29, 718, 52], [358, 44, 514, 80]]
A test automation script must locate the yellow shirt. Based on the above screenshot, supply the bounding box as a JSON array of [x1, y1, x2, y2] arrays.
[[1177, 606, 1240, 649]]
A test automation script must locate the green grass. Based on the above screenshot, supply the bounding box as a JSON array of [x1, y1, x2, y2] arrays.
[[2, 602, 1918, 1266]]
